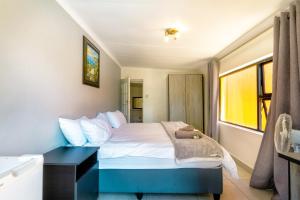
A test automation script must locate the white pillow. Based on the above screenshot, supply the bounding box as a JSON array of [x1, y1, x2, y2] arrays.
[[80, 118, 112, 145], [106, 110, 127, 128], [59, 117, 87, 146], [96, 112, 111, 127]]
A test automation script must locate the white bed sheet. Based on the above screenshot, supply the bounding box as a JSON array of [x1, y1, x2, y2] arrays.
[[98, 123, 174, 159], [92, 123, 238, 178], [98, 156, 222, 169]]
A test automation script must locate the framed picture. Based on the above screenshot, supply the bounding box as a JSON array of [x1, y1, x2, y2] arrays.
[[132, 97, 143, 109], [83, 36, 100, 88]]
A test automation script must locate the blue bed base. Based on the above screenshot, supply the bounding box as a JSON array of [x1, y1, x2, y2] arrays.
[[99, 168, 222, 199]]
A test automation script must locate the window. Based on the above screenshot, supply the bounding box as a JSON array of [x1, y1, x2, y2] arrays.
[[220, 58, 273, 132]]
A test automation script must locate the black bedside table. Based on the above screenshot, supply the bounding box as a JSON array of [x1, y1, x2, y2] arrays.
[[43, 146, 99, 200]]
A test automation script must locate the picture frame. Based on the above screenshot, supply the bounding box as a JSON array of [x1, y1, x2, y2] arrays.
[[132, 97, 143, 109], [83, 36, 100, 88]]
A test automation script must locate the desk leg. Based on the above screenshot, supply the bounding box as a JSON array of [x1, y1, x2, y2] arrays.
[[288, 161, 290, 200], [290, 162, 300, 200]]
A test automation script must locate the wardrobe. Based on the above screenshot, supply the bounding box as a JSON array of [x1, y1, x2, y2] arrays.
[[168, 74, 204, 131]]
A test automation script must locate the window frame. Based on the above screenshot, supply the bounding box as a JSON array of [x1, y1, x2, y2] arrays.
[[219, 57, 273, 132]]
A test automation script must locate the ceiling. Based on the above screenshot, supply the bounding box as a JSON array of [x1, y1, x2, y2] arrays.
[[58, 0, 290, 69]]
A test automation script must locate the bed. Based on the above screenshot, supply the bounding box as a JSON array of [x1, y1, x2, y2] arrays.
[[88, 122, 238, 200]]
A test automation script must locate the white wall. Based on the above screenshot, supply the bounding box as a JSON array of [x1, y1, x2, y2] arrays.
[[122, 67, 199, 123], [218, 28, 273, 168], [220, 28, 273, 73], [0, 0, 120, 155]]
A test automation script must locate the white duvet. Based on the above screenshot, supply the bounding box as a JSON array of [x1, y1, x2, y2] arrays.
[[98, 123, 238, 178], [99, 123, 174, 159]]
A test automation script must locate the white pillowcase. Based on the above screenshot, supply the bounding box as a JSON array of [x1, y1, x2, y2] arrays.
[[59, 117, 87, 146], [106, 110, 127, 128], [80, 118, 112, 145], [96, 112, 112, 127]]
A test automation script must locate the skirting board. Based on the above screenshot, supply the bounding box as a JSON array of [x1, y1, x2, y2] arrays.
[[231, 155, 253, 174]]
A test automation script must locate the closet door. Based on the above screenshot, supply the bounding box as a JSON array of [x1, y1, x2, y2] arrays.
[[168, 74, 186, 122], [185, 74, 204, 131]]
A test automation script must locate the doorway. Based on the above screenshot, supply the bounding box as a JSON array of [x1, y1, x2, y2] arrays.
[[120, 78, 143, 123], [130, 80, 143, 123]]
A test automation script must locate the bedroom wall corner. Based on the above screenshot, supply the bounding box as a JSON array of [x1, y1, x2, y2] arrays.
[[0, 0, 121, 155]]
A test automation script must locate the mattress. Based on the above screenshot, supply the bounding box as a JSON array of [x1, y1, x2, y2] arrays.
[[98, 156, 222, 169], [98, 123, 174, 159], [66, 123, 238, 177], [97, 123, 224, 170]]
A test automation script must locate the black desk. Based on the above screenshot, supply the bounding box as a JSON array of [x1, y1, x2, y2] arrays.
[[43, 147, 99, 200], [278, 151, 300, 165], [278, 151, 300, 200]]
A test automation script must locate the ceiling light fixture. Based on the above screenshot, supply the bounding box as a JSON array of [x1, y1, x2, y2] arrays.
[[164, 28, 180, 42]]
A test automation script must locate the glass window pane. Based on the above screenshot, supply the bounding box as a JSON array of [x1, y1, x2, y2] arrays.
[[261, 100, 271, 131], [220, 66, 258, 129], [263, 62, 273, 94]]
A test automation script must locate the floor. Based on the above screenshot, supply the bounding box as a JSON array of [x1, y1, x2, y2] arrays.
[[98, 165, 273, 200]]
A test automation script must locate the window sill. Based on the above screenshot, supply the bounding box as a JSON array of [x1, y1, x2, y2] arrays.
[[218, 121, 264, 136]]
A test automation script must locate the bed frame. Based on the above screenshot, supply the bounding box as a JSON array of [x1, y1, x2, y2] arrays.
[[99, 167, 222, 200]]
